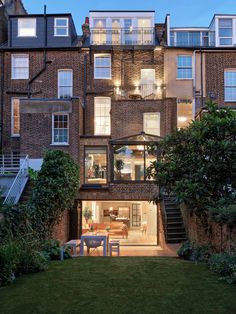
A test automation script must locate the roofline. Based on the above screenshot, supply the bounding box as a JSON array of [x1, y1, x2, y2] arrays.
[[8, 13, 72, 18], [209, 13, 236, 28], [170, 27, 209, 30], [89, 10, 155, 13]]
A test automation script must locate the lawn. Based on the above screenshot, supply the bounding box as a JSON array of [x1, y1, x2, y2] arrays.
[[0, 257, 236, 314]]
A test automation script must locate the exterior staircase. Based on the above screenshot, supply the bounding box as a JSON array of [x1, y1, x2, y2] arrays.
[[161, 195, 187, 244]]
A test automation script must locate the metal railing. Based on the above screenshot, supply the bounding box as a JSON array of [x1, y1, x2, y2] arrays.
[[140, 83, 156, 99], [0, 154, 24, 174], [90, 27, 155, 45], [3, 155, 29, 205]]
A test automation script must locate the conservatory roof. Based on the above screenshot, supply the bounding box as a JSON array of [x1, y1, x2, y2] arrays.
[[110, 132, 162, 144]]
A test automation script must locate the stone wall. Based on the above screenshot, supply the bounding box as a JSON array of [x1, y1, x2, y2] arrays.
[[181, 204, 236, 252]]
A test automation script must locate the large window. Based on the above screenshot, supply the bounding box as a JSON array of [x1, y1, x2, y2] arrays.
[[58, 70, 73, 99], [18, 18, 36, 37], [143, 113, 160, 136], [140, 69, 155, 98], [54, 18, 69, 36], [177, 99, 193, 129], [113, 145, 156, 181], [219, 19, 232, 46], [11, 98, 20, 137], [12, 54, 29, 80], [224, 70, 236, 101], [170, 31, 209, 47], [94, 97, 111, 135], [94, 54, 111, 79], [85, 147, 107, 184], [52, 114, 69, 144], [177, 55, 192, 79]]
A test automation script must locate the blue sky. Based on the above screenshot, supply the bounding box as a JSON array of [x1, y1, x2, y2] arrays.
[[23, 0, 236, 32]]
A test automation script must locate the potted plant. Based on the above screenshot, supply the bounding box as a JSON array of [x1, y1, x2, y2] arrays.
[[82, 208, 93, 224]]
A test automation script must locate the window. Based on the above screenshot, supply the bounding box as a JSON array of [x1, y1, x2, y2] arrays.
[[85, 147, 107, 184], [224, 70, 236, 101], [11, 98, 20, 137], [52, 114, 69, 144], [54, 18, 69, 36], [141, 69, 155, 98], [143, 113, 160, 136], [12, 54, 29, 79], [94, 54, 111, 79], [177, 99, 193, 128], [58, 70, 73, 99], [219, 19, 232, 46], [113, 145, 156, 181], [177, 55, 192, 79], [18, 18, 36, 37], [94, 97, 111, 135]]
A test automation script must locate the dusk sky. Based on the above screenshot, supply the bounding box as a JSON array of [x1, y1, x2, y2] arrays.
[[23, 0, 236, 32]]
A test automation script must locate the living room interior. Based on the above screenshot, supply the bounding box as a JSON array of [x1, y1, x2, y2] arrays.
[[82, 201, 157, 245]]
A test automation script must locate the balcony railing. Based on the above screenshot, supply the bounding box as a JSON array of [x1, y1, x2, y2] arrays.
[[90, 27, 155, 46]]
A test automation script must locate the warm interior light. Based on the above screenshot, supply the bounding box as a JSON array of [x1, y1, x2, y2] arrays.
[[178, 116, 188, 122]]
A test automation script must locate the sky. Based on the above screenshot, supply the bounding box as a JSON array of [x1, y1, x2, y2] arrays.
[[23, 0, 236, 33]]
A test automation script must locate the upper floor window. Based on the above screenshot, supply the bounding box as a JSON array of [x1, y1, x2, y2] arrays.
[[54, 18, 69, 36], [94, 54, 111, 79], [94, 97, 111, 135], [18, 18, 36, 37], [177, 55, 192, 79], [11, 54, 29, 80], [52, 114, 69, 144], [84, 147, 107, 185], [11, 98, 20, 137], [170, 31, 209, 47], [141, 69, 155, 98], [224, 70, 236, 101], [143, 113, 160, 136], [219, 19, 232, 46], [58, 70, 73, 99]]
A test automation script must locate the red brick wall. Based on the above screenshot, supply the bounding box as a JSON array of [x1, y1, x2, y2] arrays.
[[52, 209, 70, 244]]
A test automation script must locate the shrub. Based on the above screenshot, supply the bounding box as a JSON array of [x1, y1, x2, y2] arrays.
[[178, 241, 214, 262], [41, 240, 71, 261], [208, 253, 236, 284]]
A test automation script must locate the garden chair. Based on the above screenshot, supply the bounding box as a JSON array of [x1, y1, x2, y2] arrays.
[[84, 237, 103, 256]]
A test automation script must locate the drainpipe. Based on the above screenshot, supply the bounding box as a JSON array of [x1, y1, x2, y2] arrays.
[[83, 53, 87, 135], [0, 49, 4, 153]]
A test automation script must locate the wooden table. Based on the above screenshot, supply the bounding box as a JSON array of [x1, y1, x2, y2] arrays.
[[80, 232, 109, 256]]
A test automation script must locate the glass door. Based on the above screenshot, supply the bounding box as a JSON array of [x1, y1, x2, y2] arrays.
[[132, 203, 141, 227]]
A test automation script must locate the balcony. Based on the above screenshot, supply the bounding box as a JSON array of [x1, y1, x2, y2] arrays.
[[90, 27, 155, 46], [114, 83, 163, 101]]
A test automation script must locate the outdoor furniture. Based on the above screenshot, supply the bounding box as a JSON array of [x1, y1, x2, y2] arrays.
[[80, 233, 108, 256], [84, 237, 103, 256], [109, 240, 120, 256], [60, 239, 81, 261]]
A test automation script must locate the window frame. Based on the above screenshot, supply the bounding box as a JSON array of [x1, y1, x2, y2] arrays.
[[218, 18, 233, 46], [94, 54, 112, 79], [224, 69, 236, 102], [18, 18, 36, 37], [54, 17, 69, 37], [11, 54, 29, 80], [58, 69, 73, 99], [11, 98, 20, 137], [84, 145, 108, 185], [177, 55, 193, 80], [94, 97, 111, 136], [143, 112, 160, 136], [52, 113, 69, 145]]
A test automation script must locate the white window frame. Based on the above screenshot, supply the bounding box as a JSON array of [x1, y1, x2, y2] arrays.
[[224, 69, 236, 102], [94, 97, 111, 135], [18, 18, 36, 37], [11, 54, 29, 80], [94, 54, 112, 79], [54, 18, 69, 37], [52, 113, 69, 145], [58, 69, 73, 99], [177, 55, 193, 80], [218, 18, 233, 46], [11, 98, 20, 137], [143, 112, 160, 136]]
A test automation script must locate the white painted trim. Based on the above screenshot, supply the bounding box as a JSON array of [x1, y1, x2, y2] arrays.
[[54, 17, 69, 37], [57, 69, 73, 99], [11, 54, 29, 80], [52, 113, 69, 145], [94, 54, 112, 80], [17, 18, 37, 37], [94, 97, 111, 136]]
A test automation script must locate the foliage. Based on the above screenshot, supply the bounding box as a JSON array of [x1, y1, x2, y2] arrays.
[[148, 100, 236, 216], [41, 240, 71, 261], [28, 167, 39, 181], [82, 207, 93, 220], [209, 253, 236, 284], [0, 235, 47, 286], [29, 150, 80, 239], [178, 241, 213, 262], [209, 203, 236, 227]]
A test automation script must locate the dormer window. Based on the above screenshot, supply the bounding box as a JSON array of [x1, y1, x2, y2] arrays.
[[219, 19, 232, 46], [18, 18, 36, 37], [54, 18, 69, 36]]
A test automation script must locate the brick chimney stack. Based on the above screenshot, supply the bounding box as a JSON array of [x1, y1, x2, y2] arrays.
[[82, 17, 90, 38]]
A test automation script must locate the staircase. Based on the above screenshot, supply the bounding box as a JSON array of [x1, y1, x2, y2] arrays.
[[161, 195, 187, 244]]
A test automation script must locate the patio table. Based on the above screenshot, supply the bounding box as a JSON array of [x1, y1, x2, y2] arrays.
[[80, 232, 109, 256]]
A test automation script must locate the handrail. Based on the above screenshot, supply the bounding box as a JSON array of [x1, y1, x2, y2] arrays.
[[160, 199, 168, 241], [0, 154, 25, 174], [3, 155, 29, 205]]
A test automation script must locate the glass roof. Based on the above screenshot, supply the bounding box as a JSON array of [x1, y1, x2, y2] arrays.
[[110, 132, 162, 144]]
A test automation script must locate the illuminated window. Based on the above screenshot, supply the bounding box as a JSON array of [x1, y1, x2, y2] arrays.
[[85, 147, 107, 184], [18, 18, 36, 37], [143, 113, 160, 136], [11, 98, 20, 137], [177, 99, 193, 128], [94, 97, 111, 135]]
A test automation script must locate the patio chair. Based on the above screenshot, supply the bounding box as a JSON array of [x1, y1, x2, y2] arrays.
[[84, 237, 103, 256]]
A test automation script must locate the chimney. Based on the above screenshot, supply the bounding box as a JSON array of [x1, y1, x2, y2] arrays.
[[82, 17, 90, 38]]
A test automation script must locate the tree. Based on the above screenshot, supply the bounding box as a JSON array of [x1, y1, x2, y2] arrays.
[[148, 100, 236, 217]]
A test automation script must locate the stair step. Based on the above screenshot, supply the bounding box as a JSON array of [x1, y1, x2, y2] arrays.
[[167, 238, 187, 244], [167, 226, 185, 231]]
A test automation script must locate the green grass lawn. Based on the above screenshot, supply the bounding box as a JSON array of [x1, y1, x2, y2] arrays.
[[0, 257, 236, 314]]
